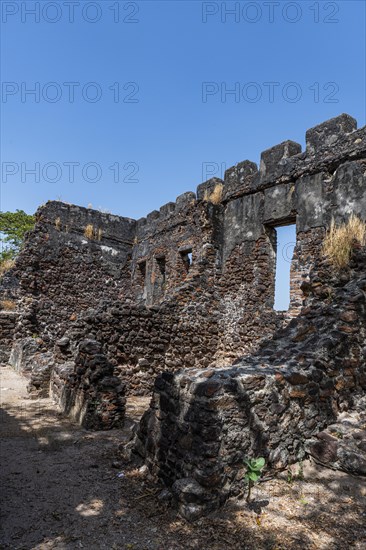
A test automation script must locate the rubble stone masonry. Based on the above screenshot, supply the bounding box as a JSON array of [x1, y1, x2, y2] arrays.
[[1, 114, 365, 516]]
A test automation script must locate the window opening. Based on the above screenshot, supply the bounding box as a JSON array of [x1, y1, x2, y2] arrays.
[[274, 224, 296, 311], [180, 249, 192, 273]]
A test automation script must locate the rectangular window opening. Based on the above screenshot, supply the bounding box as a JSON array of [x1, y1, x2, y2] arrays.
[[137, 260, 147, 285], [180, 249, 193, 273], [137, 260, 147, 300], [156, 256, 166, 285], [273, 224, 296, 312]]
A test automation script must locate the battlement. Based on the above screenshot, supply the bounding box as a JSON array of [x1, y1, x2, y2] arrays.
[[5, 112, 366, 400], [222, 113, 363, 200], [25, 113, 366, 315], [3, 113, 366, 525], [127, 114, 365, 236], [35, 115, 364, 247]]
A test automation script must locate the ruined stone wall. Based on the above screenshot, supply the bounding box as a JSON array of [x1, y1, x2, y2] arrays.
[[51, 339, 126, 430], [0, 312, 18, 363], [53, 115, 366, 397], [0, 270, 20, 363], [10, 201, 136, 344], [54, 290, 220, 396], [3, 113, 366, 411], [45, 196, 224, 395], [131, 193, 222, 304], [134, 246, 366, 519]]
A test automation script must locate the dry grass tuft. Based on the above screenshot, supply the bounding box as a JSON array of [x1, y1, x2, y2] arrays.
[[1, 299, 17, 311], [0, 259, 16, 277], [84, 224, 95, 239], [203, 183, 224, 204], [84, 224, 102, 241], [323, 215, 366, 269]]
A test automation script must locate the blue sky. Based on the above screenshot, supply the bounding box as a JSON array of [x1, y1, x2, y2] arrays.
[[1, 1, 365, 308]]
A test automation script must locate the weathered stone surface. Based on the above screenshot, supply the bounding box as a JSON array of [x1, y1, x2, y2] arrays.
[[134, 247, 366, 518], [264, 183, 296, 224], [171, 478, 219, 521], [295, 173, 325, 232], [307, 407, 366, 475], [196, 178, 224, 201], [306, 113, 357, 155], [224, 160, 258, 198], [51, 339, 126, 430], [260, 140, 302, 180], [0, 312, 18, 363], [9, 337, 41, 375], [8, 337, 55, 398], [0, 114, 364, 463], [26, 351, 55, 398]]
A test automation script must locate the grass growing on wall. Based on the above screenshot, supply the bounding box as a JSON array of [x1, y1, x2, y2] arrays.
[[204, 183, 224, 204], [0, 259, 15, 277], [323, 215, 366, 269], [84, 224, 102, 241], [84, 224, 94, 239], [0, 299, 16, 311]]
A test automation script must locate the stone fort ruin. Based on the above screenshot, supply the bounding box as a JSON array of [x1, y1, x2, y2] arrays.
[[1, 113, 365, 519]]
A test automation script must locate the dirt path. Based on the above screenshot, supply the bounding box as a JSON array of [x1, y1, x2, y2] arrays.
[[1, 366, 366, 550]]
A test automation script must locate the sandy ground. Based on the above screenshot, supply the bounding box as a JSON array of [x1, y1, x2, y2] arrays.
[[1, 365, 366, 550]]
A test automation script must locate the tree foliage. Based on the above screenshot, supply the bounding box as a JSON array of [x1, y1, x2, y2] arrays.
[[0, 210, 35, 262]]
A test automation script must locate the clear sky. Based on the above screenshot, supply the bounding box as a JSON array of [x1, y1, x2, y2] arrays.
[[1, 1, 365, 308]]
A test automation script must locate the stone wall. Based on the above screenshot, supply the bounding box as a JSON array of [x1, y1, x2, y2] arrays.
[[9, 337, 55, 398], [46, 114, 366, 398], [0, 112, 362, 520], [11, 201, 136, 344], [131, 194, 221, 304], [52, 286, 221, 396], [51, 339, 126, 430], [2, 113, 366, 427], [134, 246, 366, 520], [0, 311, 18, 363]]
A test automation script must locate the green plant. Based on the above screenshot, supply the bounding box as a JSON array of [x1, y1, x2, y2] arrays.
[[0, 210, 35, 262], [287, 467, 294, 485], [244, 457, 265, 503], [297, 460, 304, 481], [299, 494, 308, 506]]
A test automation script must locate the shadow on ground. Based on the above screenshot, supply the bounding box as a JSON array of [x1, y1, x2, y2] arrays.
[[0, 366, 366, 550]]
